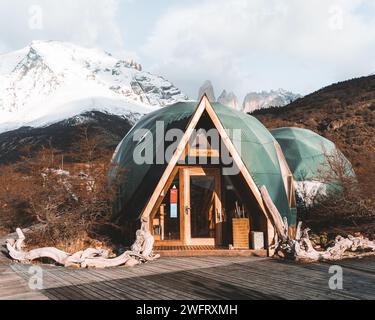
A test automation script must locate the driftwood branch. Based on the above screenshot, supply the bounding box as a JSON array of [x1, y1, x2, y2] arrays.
[[292, 231, 375, 262], [261, 185, 375, 262], [6, 222, 160, 268]]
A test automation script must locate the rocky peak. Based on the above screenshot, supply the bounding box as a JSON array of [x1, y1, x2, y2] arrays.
[[217, 90, 240, 110], [198, 80, 216, 102], [243, 89, 302, 113]]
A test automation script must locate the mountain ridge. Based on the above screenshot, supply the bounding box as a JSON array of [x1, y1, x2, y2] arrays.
[[0, 40, 188, 133], [197, 80, 301, 111], [0, 111, 134, 164], [242, 89, 302, 113]]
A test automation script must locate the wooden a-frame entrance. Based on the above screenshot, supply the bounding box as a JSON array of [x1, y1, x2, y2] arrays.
[[141, 96, 278, 249]]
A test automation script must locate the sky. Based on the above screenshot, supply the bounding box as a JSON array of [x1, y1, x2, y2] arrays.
[[1, 0, 375, 101]]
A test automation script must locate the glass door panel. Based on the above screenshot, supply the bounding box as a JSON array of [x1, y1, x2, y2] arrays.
[[190, 175, 216, 239], [153, 175, 180, 241]]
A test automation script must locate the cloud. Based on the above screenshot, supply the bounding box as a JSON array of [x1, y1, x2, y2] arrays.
[[142, 0, 375, 99], [0, 0, 126, 56], [1, 0, 374, 100]]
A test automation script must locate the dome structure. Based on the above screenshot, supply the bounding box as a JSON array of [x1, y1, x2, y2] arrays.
[[111, 100, 295, 225], [271, 127, 355, 202], [110, 97, 353, 251]]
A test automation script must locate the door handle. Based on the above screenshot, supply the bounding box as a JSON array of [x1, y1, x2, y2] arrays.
[[216, 208, 221, 222], [185, 206, 191, 215], [216, 208, 224, 222]]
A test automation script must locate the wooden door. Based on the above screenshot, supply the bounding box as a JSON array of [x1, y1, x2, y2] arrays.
[[183, 167, 222, 246]]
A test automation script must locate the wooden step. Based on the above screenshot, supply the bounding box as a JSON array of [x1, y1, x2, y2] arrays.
[[154, 248, 267, 257]]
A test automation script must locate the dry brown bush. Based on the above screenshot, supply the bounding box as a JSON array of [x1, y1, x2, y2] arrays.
[[0, 126, 126, 252], [299, 149, 375, 235]]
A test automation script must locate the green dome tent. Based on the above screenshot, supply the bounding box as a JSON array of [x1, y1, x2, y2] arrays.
[[111, 101, 296, 226], [270, 127, 355, 202], [110, 97, 355, 250]]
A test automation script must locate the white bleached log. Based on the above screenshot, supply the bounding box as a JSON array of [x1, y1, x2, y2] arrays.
[[278, 216, 375, 262], [292, 230, 375, 262], [6, 244, 61, 264], [6, 223, 160, 269], [261, 185, 375, 262]]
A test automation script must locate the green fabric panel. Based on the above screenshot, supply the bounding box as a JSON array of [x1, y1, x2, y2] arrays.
[[270, 127, 355, 182], [212, 103, 292, 223], [111, 102, 295, 225]]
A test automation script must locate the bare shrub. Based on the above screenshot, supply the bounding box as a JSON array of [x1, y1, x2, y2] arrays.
[[0, 126, 126, 252], [0, 164, 37, 231], [300, 149, 375, 233]]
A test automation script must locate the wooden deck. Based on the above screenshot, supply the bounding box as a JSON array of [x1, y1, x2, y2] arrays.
[[1, 236, 375, 300], [154, 246, 268, 257]]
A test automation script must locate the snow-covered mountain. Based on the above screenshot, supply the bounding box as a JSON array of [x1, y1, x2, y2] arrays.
[[242, 89, 301, 113], [217, 90, 240, 110], [0, 41, 187, 133], [197, 80, 216, 102]]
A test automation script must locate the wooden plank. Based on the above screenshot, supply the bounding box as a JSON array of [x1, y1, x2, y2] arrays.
[[89, 268, 167, 300], [18, 266, 97, 300], [54, 268, 117, 300], [99, 272, 198, 300], [94, 270, 187, 299], [180, 167, 189, 244], [137, 270, 230, 300], [189, 260, 343, 300]]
